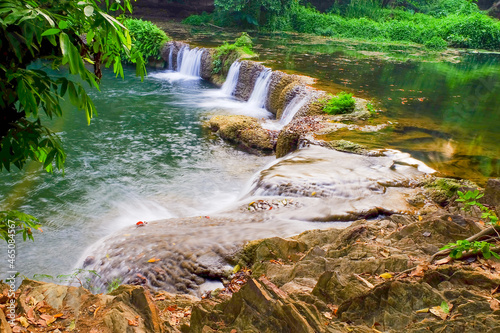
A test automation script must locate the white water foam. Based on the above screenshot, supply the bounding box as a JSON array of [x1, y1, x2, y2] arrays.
[[220, 61, 241, 96], [262, 94, 311, 130], [247, 68, 272, 108]]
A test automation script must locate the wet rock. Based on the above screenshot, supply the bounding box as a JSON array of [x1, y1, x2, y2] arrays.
[[424, 177, 476, 206], [275, 128, 300, 158], [233, 61, 265, 101], [267, 71, 302, 116], [200, 48, 214, 81], [275, 116, 325, 158], [207, 115, 274, 154]]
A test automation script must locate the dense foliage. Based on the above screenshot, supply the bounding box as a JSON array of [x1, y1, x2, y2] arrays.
[[184, 0, 500, 50], [124, 18, 169, 60], [0, 0, 146, 241]]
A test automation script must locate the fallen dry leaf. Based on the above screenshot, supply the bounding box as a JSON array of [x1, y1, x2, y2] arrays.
[[429, 307, 447, 320], [12, 326, 23, 333], [18, 316, 29, 328], [128, 319, 139, 326], [379, 273, 393, 279], [410, 264, 428, 277], [416, 308, 429, 313], [40, 314, 56, 325], [435, 257, 452, 265], [489, 298, 500, 311]]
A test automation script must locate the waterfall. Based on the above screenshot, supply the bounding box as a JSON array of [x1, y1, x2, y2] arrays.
[[221, 61, 241, 96], [168, 45, 174, 70], [279, 95, 310, 126], [177, 46, 204, 77], [247, 68, 272, 109]]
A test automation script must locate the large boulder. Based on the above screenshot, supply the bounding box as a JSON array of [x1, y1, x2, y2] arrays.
[[207, 115, 274, 154]]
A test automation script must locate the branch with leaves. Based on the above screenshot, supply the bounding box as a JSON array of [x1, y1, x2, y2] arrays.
[[0, 0, 146, 173]]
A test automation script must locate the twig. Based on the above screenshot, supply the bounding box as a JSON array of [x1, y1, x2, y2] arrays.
[[207, 23, 224, 30], [353, 274, 374, 288], [394, 266, 418, 279], [429, 226, 499, 262]]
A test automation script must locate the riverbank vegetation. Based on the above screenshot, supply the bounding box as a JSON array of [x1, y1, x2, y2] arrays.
[[124, 18, 170, 60], [212, 32, 255, 74], [0, 0, 146, 242], [183, 0, 500, 51]]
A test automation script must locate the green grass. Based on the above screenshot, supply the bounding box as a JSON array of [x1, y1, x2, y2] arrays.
[[290, 6, 500, 51]]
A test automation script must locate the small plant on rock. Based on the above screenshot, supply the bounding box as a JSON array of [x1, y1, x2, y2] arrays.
[[440, 240, 500, 260], [456, 190, 498, 225], [322, 91, 356, 115]]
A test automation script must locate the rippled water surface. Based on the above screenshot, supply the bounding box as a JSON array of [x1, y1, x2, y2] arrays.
[[0, 66, 274, 280]]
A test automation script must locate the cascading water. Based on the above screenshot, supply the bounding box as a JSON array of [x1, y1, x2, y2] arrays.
[[220, 61, 241, 96], [279, 95, 310, 126], [177, 46, 204, 77], [168, 45, 174, 70], [176, 45, 185, 70], [247, 68, 272, 109]]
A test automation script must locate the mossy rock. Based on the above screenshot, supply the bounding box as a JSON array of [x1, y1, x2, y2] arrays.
[[207, 115, 274, 154], [424, 177, 476, 206], [322, 139, 369, 155]]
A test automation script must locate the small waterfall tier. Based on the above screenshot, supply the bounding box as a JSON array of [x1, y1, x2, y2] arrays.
[[279, 95, 311, 127], [221, 61, 242, 96], [247, 68, 272, 109], [167, 46, 174, 70], [177, 46, 204, 77]]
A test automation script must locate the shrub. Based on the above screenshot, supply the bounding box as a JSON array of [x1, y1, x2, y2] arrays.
[[212, 33, 255, 74], [439, 13, 500, 50], [182, 12, 212, 26], [124, 19, 169, 59], [425, 36, 448, 50], [322, 92, 356, 115]]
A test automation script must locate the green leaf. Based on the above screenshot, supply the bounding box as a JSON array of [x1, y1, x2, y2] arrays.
[[58, 20, 68, 30], [86, 30, 95, 43], [440, 301, 449, 314]]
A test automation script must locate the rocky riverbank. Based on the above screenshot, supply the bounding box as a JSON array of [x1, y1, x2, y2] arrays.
[[2, 178, 499, 333]]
